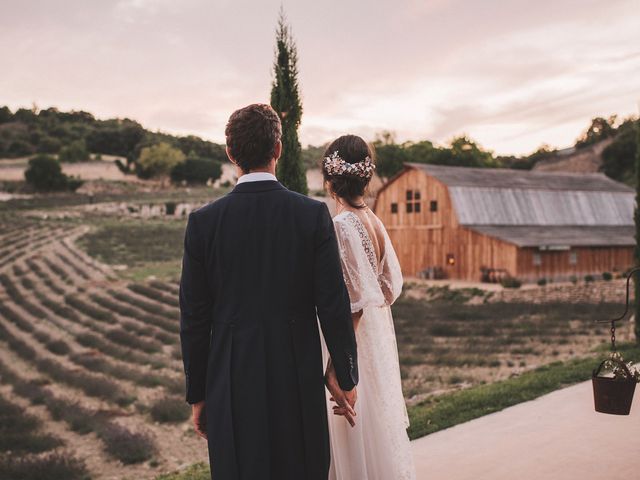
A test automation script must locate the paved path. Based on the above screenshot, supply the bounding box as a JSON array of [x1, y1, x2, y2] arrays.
[[412, 380, 639, 480]]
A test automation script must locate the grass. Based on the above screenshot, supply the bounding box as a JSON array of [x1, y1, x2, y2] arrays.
[[406, 342, 640, 439], [156, 462, 210, 480], [79, 219, 186, 267]]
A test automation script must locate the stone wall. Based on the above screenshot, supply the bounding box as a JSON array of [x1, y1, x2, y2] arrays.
[[488, 279, 628, 304]]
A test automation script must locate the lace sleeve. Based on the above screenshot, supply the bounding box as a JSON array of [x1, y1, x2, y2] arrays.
[[378, 221, 403, 305], [333, 214, 386, 313]]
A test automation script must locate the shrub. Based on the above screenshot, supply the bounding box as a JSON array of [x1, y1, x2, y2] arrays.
[[58, 140, 89, 163], [24, 154, 83, 192], [602, 272, 613, 281], [584, 274, 595, 283], [0, 452, 88, 480], [45, 339, 71, 356], [97, 422, 157, 464], [500, 277, 522, 289], [170, 157, 222, 185], [149, 397, 190, 423], [136, 142, 185, 179], [569, 275, 578, 284], [537, 278, 547, 287]]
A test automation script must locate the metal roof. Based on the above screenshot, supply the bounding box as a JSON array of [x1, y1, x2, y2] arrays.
[[403, 163, 635, 228], [406, 163, 633, 192], [467, 225, 636, 248], [449, 187, 634, 226]]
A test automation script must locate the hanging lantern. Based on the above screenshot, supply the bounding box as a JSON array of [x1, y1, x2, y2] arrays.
[[592, 267, 640, 415]]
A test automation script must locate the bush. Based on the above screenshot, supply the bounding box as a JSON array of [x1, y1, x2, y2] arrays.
[[97, 423, 157, 464], [569, 275, 578, 284], [45, 339, 71, 356], [170, 157, 222, 185], [602, 272, 613, 281], [135, 142, 185, 179], [24, 154, 83, 192], [537, 278, 547, 287], [149, 397, 190, 423], [500, 277, 522, 289], [584, 274, 595, 283], [0, 452, 88, 480], [58, 140, 89, 163]]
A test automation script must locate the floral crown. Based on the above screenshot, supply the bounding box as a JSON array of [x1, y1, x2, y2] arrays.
[[322, 151, 376, 179]]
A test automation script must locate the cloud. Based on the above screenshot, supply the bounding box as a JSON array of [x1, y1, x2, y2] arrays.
[[0, 0, 638, 155]]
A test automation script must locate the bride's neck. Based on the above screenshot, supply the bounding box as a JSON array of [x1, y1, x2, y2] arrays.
[[335, 195, 366, 213]]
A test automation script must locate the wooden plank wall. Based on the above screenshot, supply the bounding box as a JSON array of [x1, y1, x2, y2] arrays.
[[516, 246, 634, 281], [375, 168, 518, 280], [374, 167, 634, 281]]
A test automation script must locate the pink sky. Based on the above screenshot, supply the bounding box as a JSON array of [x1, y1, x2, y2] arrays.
[[1, 0, 639, 155]]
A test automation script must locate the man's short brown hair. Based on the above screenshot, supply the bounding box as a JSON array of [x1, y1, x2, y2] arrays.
[[225, 104, 282, 173]]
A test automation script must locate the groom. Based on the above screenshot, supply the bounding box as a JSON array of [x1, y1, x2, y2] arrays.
[[179, 103, 358, 480]]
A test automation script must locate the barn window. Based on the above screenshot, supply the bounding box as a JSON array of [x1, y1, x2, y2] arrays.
[[446, 253, 456, 266], [569, 251, 577, 265], [430, 200, 438, 212], [405, 190, 421, 213], [391, 203, 398, 214], [533, 253, 542, 267]]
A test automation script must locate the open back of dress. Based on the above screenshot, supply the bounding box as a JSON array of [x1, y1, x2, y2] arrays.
[[321, 209, 417, 480]]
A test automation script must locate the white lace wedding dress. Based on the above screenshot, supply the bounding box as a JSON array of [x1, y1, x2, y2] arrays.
[[321, 210, 417, 480]]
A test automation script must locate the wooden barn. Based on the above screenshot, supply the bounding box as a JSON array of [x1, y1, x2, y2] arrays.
[[373, 163, 636, 282]]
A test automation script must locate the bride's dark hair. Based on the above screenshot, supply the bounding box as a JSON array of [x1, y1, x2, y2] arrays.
[[322, 135, 375, 209]]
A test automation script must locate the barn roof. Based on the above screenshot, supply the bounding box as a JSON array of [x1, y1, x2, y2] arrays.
[[405, 163, 633, 192], [404, 163, 635, 227], [467, 225, 636, 247]]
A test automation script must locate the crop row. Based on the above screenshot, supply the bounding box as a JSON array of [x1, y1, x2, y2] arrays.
[[0, 356, 157, 466]]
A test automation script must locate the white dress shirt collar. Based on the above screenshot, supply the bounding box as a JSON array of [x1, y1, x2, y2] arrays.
[[236, 172, 278, 184]]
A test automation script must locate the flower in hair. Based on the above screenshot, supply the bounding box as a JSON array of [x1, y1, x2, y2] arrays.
[[322, 151, 376, 179]]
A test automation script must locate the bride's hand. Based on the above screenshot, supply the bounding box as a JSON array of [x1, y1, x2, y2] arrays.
[[325, 362, 357, 427]]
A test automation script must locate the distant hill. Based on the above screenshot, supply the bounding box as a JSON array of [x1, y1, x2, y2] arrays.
[[532, 138, 614, 174]]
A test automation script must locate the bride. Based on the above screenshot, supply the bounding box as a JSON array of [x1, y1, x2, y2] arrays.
[[321, 135, 417, 480]]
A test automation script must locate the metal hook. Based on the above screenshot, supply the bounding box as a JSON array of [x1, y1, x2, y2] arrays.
[[595, 266, 640, 325]]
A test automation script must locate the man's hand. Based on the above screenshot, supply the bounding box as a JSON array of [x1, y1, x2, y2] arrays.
[[325, 362, 357, 427], [191, 400, 207, 440]]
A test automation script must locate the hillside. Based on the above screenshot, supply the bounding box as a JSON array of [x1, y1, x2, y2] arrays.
[[532, 138, 614, 174]]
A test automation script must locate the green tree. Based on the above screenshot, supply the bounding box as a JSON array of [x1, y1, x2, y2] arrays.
[[372, 131, 408, 178], [24, 154, 82, 192], [270, 9, 307, 194], [601, 118, 638, 184], [0, 106, 11, 123], [576, 116, 617, 148], [170, 156, 222, 185], [135, 142, 185, 180], [635, 119, 640, 344], [58, 140, 89, 163]]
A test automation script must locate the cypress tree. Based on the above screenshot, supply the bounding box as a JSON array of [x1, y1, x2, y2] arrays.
[[270, 9, 308, 195], [635, 119, 640, 343]]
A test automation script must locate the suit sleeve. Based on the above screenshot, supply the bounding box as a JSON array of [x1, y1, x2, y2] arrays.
[[313, 203, 359, 391], [179, 211, 214, 404]]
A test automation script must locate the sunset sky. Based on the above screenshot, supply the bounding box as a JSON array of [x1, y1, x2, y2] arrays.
[[1, 0, 639, 155]]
